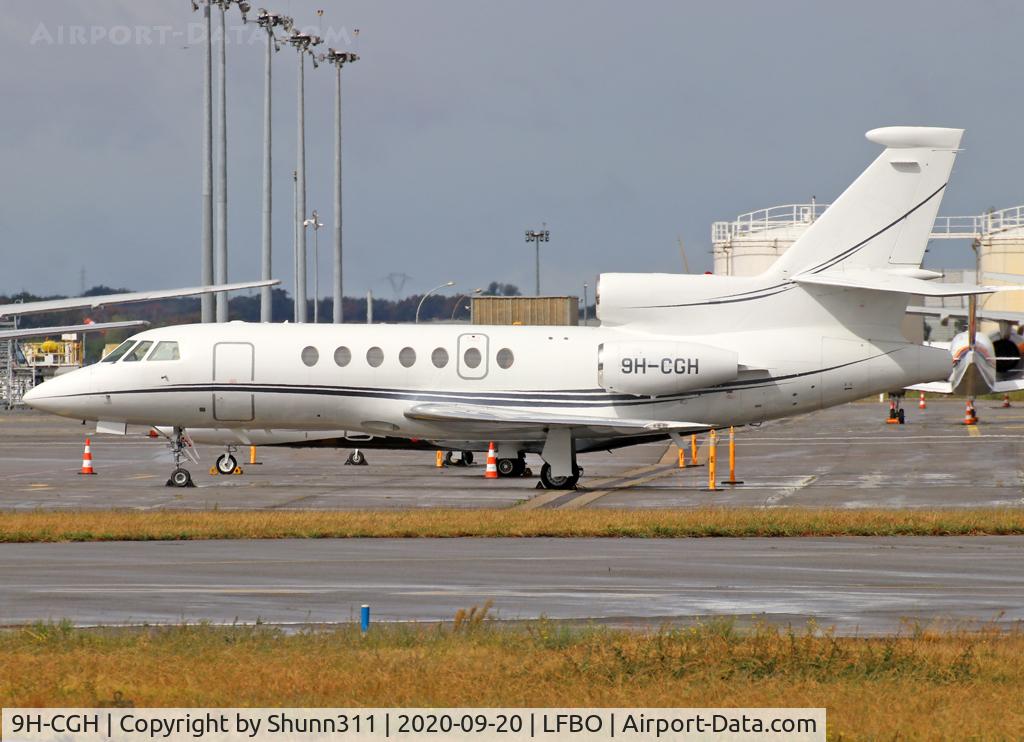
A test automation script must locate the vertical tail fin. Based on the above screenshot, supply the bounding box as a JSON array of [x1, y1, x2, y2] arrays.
[[767, 126, 963, 278]]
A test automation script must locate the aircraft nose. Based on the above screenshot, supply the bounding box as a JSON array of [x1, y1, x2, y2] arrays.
[[22, 367, 95, 416], [22, 376, 59, 413]]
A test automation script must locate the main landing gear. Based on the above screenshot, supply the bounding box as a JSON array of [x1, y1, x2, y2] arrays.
[[165, 427, 195, 488], [443, 450, 475, 467], [539, 462, 582, 490], [886, 393, 906, 425], [215, 446, 239, 475], [345, 449, 368, 465]]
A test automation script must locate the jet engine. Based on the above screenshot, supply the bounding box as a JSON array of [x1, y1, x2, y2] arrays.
[[598, 341, 739, 396], [993, 335, 1023, 374]]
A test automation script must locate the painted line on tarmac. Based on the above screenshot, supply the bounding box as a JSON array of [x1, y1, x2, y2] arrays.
[[557, 465, 680, 510], [515, 463, 667, 511], [967, 425, 981, 438]]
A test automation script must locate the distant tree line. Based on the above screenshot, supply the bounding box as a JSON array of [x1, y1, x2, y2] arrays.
[[1, 282, 526, 362]]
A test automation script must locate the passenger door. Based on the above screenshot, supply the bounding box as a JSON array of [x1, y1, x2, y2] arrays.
[[213, 342, 255, 422], [457, 333, 489, 380]]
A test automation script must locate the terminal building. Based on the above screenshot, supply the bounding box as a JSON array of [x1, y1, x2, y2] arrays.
[[711, 203, 1024, 341]]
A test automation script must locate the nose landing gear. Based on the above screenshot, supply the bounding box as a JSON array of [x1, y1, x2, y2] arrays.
[[165, 427, 196, 488]]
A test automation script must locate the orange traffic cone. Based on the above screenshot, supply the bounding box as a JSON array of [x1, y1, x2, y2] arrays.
[[79, 438, 96, 475], [1002, 394, 1011, 408], [484, 442, 498, 479], [918, 392, 926, 410], [963, 400, 978, 425]]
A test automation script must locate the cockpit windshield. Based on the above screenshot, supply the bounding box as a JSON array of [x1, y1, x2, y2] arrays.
[[122, 341, 153, 362], [101, 340, 137, 363], [147, 341, 180, 361]]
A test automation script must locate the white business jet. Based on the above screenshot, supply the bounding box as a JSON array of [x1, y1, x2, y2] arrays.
[[27, 127, 1012, 489], [906, 283, 1024, 420]]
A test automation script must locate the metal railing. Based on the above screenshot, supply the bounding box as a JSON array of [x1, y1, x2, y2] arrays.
[[713, 203, 1024, 244], [711, 202, 829, 243]]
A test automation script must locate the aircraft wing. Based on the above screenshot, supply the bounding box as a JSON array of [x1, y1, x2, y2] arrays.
[[905, 380, 954, 394], [794, 270, 1018, 297], [0, 279, 279, 318], [0, 320, 149, 341], [906, 305, 1024, 324], [991, 379, 1024, 394], [404, 403, 707, 436]]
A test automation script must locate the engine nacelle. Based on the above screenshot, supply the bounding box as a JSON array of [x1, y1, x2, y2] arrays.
[[598, 341, 739, 396]]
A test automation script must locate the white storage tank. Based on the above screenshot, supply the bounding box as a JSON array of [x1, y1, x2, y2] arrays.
[[710, 203, 825, 276], [976, 206, 1024, 332]]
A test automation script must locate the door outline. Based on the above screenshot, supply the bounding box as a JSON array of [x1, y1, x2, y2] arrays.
[[457, 333, 489, 380], [212, 342, 255, 422]]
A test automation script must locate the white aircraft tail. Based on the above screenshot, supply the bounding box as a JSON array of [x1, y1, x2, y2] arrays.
[[767, 126, 963, 279]]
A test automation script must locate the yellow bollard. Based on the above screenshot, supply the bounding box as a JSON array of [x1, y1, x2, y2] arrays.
[[249, 446, 259, 465], [690, 434, 699, 466], [435, 450, 444, 468], [707, 430, 717, 491], [677, 446, 687, 468], [722, 426, 743, 485]]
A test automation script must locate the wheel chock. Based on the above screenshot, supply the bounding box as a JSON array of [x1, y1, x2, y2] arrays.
[[209, 466, 218, 476], [232, 466, 244, 475]]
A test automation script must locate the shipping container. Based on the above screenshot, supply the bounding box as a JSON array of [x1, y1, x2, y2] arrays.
[[470, 296, 579, 326]]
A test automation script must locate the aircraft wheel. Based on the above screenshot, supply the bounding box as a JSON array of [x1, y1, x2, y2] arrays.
[[496, 458, 517, 477], [215, 453, 237, 475], [511, 456, 527, 477], [347, 450, 367, 466], [898, 408, 905, 425], [461, 451, 474, 466], [539, 463, 580, 490], [168, 468, 193, 488]]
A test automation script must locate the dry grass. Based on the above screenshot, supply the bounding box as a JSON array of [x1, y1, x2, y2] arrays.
[[2, 619, 1023, 740], [0, 508, 1023, 542]]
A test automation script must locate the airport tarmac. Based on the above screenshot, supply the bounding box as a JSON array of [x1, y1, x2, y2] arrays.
[[1, 398, 1023, 510], [1, 536, 1021, 634]]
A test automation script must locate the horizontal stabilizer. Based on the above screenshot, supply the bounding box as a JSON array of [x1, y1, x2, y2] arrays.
[[0, 320, 149, 341], [906, 305, 1024, 324], [0, 279, 279, 318], [795, 270, 1021, 297], [991, 379, 1024, 394], [405, 403, 706, 435], [906, 381, 953, 394]]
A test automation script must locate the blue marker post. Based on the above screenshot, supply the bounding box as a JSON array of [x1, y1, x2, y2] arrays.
[[360, 604, 370, 633]]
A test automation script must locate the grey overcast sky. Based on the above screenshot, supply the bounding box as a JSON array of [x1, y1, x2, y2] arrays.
[[1, 0, 1021, 299]]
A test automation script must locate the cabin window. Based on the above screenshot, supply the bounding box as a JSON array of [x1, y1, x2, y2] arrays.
[[148, 341, 180, 361], [463, 347, 482, 369], [122, 341, 153, 362], [301, 346, 319, 367], [367, 346, 384, 368], [431, 347, 449, 368], [334, 346, 351, 367], [101, 340, 136, 363], [399, 347, 416, 368], [496, 348, 514, 369]]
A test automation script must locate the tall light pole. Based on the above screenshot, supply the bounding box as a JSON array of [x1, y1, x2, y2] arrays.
[[322, 48, 359, 324], [255, 10, 292, 323], [582, 282, 589, 325], [192, 0, 214, 323], [210, 1, 252, 322], [303, 210, 324, 322], [416, 281, 455, 323], [287, 31, 322, 323], [525, 224, 550, 296]]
